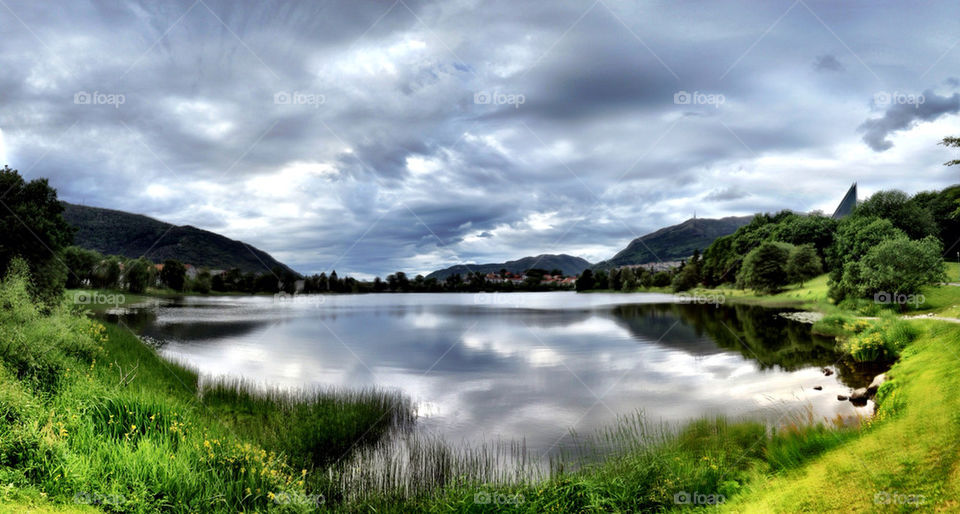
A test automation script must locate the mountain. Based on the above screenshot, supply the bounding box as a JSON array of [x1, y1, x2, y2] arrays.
[[426, 254, 591, 280], [593, 216, 752, 269], [61, 203, 296, 275]]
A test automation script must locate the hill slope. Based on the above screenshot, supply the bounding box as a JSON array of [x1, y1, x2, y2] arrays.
[[61, 203, 296, 275], [426, 254, 590, 280], [594, 216, 752, 269]]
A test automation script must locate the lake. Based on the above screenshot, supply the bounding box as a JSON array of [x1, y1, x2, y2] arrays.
[[106, 292, 882, 457]]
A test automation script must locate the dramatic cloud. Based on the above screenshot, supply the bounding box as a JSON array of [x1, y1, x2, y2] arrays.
[[813, 54, 844, 72], [2, 0, 960, 276], [860, 90, 960, 151]]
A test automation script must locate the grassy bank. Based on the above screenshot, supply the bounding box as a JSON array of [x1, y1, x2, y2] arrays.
[[0, 266, 412, 512]]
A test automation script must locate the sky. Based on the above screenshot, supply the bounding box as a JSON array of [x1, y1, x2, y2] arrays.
[[2, 0, 960, 278]]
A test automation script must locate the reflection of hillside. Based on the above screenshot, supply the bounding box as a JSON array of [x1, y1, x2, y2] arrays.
[[607, 303, 878, 388], [444, 306, 595, 329], [103, 308, 269, 342]]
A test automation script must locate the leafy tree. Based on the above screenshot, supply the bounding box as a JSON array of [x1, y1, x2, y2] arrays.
[[855, 190, 936, 240], [575, 269, 594, 291], [827, 217, 906, 299], [593, 270, 609, 290], [771, 213, 837, 258], [125, 258, 153, 293], [93, 256, 122, 289], [0, 166, 74, 304], [160, 259, 187, 291], [737, 241, 794, 294], [608, 268, 622, 290], [786, 244, 822, 287], [193, 269, 212, 294], [620, 267, 636, 291], [651, 271, 672, 287], [838, 236, 945, 308], [62, 246, 101, 288], [672, 250, 702, 292]]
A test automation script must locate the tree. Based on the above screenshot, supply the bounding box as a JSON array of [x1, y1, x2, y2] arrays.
[[827, 217, 906, 300], [62, 246, 101, 289], [737, 241, 793, 294], [575, 269, 595, 291], [672, 250, 702, 292], [160, 259, 187, 291], [838, 236, 945, 308], [620, 267, 637, 291], [0, 166, 74, 304], [125, 258, 153, 294], [855, 190, 937, 240], [786, 244, 822, 287], [93, 256, 122, 289], [651, 271, 672, 287]]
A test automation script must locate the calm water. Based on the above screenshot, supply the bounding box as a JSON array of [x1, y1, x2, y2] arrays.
[[107, 292, 881, 455]]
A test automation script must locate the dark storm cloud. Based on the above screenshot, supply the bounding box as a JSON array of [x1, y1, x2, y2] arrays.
[[813, 54, 844, 72], [2, 0, 960, 276], [859, 89, 960, 151]]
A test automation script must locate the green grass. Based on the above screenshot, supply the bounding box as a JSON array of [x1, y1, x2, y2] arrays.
[[1, 268, 412, 513], [722, 321, 960, 512]]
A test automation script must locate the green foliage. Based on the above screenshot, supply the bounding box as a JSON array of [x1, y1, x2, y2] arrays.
[[61, 246, 102, 289], [837, 236, 945, 305], [737, 241, 794, 294], [855, 189, 937, 239], [786, 244, 822, 287], [159, 259, 186, 291], [575, 269, 594, 291], [0, 166, 74, 306], [841, 316, 919, 361], [672, 250, 702, 292], [124, 258, 154, 294]]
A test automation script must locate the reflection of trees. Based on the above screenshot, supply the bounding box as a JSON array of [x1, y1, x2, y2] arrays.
[[607, 303, 880, 388]]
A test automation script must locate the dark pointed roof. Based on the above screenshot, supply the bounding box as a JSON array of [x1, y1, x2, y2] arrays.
[[832, 182, 857, 219]]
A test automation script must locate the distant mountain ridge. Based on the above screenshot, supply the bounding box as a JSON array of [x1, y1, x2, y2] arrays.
[[593, 216, 752, 269], [61, 202, 296, 275], [426, 254, 591, 280]]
